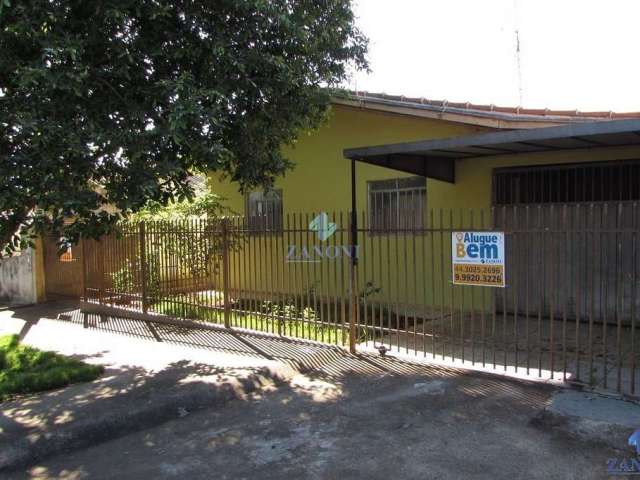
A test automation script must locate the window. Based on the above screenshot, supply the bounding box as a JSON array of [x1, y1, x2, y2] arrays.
[[368, 177, 426, 231], [493, 160, 640, 205], [246, 189, 283, 232], [59, 247, 75, 262]]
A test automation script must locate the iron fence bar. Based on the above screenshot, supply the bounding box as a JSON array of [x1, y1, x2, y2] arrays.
[[588, 204, 595, 388], [447, 209, 453, 362], [524, 205, 530, 375], [429, 209, 437, 359], [80, 238, 87, 302], [311, 211, 320, 341], [561, 205, 568, 381], [511, 206, 518, 373], [394, 208, 401, 353], [537, 205, 543, 377], [339, 212, 347, 347], [480, 209, 487, 367], [332, 211, 340, 344], [616, 202, 623, 392], [603, 203, 608, 389], [633, 202, 638, 395], [222, 218, 231, 328], [349, 211, 358, 354], [377, 213, 384, 348], [442, 208, 453, 360], [573, 205, 580, 384], [470, 209, 476, 365], [459, 209, 465, 365], [403, 212, 410, 354], [501, 205, 507, 371], [361, 210, 368, 346]]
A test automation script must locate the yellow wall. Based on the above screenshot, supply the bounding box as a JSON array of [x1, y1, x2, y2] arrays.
[[212, 104, 640, 214], [208, 105, 640, 321], [435, 144, 640, 211], [210, 104, 485, 215]]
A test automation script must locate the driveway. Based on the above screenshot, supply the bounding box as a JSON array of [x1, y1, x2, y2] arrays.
[[0, 302, 634, 479]]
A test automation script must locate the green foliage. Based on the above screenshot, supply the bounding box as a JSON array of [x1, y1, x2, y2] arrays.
[[0, 335, 104, 401], [110, 258, 138, 294], [110, 252, 161, 300], [152, 294, 350, 344], [261, 300, 317, 321], [130, 182, 232, 222], [131, 188, 238, 278], [360, 281, 382, 301], [0, 0, 368, 255]]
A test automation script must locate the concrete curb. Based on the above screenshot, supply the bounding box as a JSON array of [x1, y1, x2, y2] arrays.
[[531, 390, 640, 453], [0, 366, 291, 472], [532, 409, 632, 451]]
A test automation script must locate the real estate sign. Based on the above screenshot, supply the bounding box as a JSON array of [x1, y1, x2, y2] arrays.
[[451, 231, 505, 287]]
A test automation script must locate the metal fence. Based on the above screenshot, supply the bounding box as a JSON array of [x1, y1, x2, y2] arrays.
[[70, 203, 640, 397]]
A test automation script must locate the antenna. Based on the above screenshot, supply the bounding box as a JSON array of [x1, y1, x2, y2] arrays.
[[513, 0, 524, 106]]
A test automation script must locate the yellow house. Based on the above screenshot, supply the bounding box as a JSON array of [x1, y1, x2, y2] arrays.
[[209, 92, 640, 326], [212, 92, 640, 218]]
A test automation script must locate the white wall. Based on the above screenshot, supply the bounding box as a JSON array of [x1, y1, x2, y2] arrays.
[[0, 249, 37, 306]]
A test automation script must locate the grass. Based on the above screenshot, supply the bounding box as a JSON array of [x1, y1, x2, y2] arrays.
[[151, 295, 356, 345], [0, 335, 104, 402]]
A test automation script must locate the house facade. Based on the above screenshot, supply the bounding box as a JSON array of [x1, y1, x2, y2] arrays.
[[44, 92, 640, 395], [212, 93, 640, 226], [208, 93, 640, 320]]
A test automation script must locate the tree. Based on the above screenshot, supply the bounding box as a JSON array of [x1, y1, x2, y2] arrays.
[[0, 0, 368, 254]]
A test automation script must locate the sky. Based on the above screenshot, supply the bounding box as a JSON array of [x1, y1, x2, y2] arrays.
[[347, 0, 640, 112]]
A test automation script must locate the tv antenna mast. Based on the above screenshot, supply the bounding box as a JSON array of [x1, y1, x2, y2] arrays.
[[513, 0, 524, 106]]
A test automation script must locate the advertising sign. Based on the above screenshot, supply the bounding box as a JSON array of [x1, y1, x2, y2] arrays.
[[452, 231, 505, 287]]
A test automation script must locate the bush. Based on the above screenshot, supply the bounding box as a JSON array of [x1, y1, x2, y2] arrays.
[[110, 252, 161, 300]]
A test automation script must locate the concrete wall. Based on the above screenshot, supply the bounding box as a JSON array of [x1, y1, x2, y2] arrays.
[[0, 249, 37, 306]]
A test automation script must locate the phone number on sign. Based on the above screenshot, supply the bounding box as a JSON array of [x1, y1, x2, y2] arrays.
[[454, 272, 503, 284], [453, 264, 504, 285]]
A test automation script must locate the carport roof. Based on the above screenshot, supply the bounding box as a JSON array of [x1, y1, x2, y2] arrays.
[[343, 119, 640, 183]]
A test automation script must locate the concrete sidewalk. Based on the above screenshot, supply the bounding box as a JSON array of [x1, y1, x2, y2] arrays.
[[1, 301, 640, 477], [0, 302, 298, 470], [0, 301, 470, 471]]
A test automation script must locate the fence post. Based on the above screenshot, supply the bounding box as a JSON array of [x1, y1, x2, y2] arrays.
[[139, 221, 148, 314], [222, 218, 231, 328], [80, 239, 87, 302], [349, 212, 358, 354], [347, 156, 360, 354], [98, 238, 105, 307]]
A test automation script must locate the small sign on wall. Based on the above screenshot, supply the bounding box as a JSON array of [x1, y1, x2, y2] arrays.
[[452, 232, 505, 287]]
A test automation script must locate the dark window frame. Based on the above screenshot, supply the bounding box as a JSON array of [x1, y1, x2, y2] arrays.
[[245, 189, 284, 234], [367, 176, 426, 234], [492, 160, 640, 206]]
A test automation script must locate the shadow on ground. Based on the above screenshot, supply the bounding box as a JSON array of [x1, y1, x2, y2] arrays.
[[0, 302, 626, 479]]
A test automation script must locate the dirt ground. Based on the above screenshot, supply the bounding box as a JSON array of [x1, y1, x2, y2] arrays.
[[10, 370, 621, 480]]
